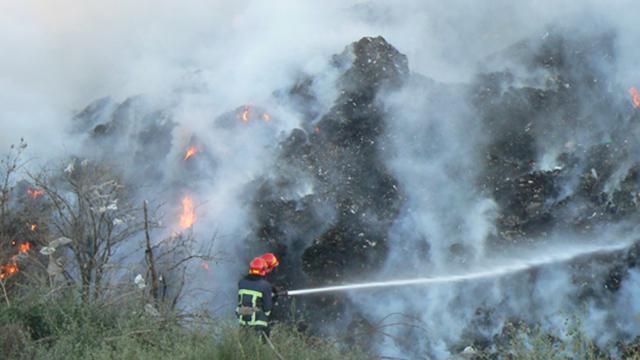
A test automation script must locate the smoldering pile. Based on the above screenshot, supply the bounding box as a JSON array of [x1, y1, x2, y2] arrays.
[[61, 25, 640, 358]]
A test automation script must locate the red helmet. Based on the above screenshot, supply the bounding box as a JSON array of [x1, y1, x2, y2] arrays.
[[261, 253, 279, 273], [249, 257, 268, 276]]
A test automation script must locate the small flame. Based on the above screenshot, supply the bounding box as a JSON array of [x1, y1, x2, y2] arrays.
[[240, 106, 251, 123], [30, 224, 37, 232], [237, 105, 273, 124], [630, 87, 640, 108], [179, 195, 196, 229], [18, 242, 31, 253], [0, 261, 18, 280], [0, 241, 29, 280], [27, 188, 44, 199], [184, 146, 198, 160]]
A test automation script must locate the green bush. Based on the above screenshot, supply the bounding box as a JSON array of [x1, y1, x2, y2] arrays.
[[483, 320, 611, 360], [0, 289, 367, 360], [3, 287, 640, 359]]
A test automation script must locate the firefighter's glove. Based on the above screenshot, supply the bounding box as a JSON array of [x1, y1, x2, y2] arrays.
[[274, 286, 288, 297]]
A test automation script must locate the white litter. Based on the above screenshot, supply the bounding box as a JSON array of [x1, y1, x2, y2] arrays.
[[134, 274, 146, 289]]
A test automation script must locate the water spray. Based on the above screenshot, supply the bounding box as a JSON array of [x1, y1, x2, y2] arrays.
[[285, 241, 634, 296]]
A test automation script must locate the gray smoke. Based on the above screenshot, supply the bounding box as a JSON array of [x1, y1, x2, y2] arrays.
[[350, 2, 640, 358], [2, 1, 640, 359]]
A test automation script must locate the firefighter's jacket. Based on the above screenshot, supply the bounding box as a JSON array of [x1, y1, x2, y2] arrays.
[[237, 274, 273, 328]]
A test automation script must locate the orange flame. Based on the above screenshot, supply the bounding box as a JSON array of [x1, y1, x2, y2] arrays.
[[27, 188, 44, 199], [630, 87, 640, 108], [179, 196, 196, 229], [0, 241, 29, 280], [240, 106, 251, 123], [30, 224, 37, 232], [184, 146, 198, 160], [18, 242, 31, 253], [0, 261, 18, 280], [237, 105, 273, 124]]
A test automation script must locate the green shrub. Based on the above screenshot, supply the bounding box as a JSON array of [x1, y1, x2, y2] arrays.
[[4, 288, 640, 359], [0, 289, 367, 360], [486, 320, 610, 360]]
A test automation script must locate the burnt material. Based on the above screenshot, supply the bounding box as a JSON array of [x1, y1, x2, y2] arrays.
[[249, 36, 407, 324]]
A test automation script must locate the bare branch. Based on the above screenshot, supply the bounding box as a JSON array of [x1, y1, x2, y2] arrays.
[[144, 200, 159, 301]]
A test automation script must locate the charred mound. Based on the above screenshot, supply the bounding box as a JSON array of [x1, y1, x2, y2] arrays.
[[249, 36, 407, 325]]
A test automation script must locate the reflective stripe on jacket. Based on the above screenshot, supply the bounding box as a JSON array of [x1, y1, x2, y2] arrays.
[[237, 274, 273, 327]]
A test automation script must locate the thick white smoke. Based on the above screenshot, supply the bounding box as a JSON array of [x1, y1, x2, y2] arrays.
[[3, 1, 636, 152], [354, 1, 640, 358], [2, 1, 640, 358]]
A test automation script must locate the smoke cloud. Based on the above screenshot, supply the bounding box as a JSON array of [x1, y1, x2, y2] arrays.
[[2, 1, 640, 358], [3, 1, 636, 150]]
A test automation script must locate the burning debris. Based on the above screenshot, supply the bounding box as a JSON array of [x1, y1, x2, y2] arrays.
[[40, 25, 640, 359], [177, 136, 217, 182], [0, 262, 18, 280], [179, 195, 196, 229], [200, 261, 210, 271], [17, 242, 31, 253], [240, 106, 250, 123], [214, 105, 274, 128], [240, 30, 640, 357], [630, 86, 640, 108], [236, 105, 272, 124], [217, 105, 272, 126], [26, 187, 44, 199], [183, 145, 199, 160], [1, 242, 31, 280], [248, 36, 407, 327]]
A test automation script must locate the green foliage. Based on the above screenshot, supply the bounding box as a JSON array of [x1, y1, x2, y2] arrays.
[[0, 301, 53, 341], [0, 289, 367, 360], [483, 319, 611, 360], [3, 287, 640, 359]]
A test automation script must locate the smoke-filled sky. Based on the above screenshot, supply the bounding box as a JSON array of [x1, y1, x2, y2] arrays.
[[2, 1, 640, 358], [2, 0, 637, 154]]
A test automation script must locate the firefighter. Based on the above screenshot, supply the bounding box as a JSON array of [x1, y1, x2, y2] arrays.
[[237, 257, 273, 338], [261, 252, 279, 274], [261, 252, 287, 299]]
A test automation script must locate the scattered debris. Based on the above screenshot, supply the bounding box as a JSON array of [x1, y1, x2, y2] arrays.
[[135, 274, 146, 289]]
